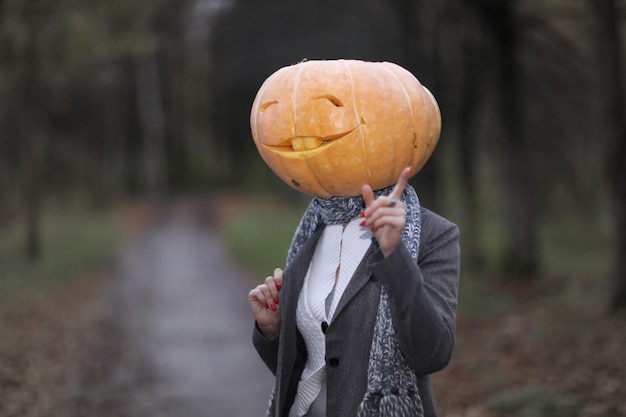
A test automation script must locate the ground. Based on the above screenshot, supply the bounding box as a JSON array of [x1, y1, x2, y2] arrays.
[[0, 200, 624, 417], [433, 293, 626, 416]]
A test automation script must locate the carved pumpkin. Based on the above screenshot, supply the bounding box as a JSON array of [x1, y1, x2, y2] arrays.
[[250, 59, 441, 197]]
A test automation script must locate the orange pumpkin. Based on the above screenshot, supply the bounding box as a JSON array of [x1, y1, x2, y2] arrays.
[[250, 59, 441, 197]]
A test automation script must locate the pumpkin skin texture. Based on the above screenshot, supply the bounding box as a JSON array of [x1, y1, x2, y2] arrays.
[[250, 59, 441, 198]]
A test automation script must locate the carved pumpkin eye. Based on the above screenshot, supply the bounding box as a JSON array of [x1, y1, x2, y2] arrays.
[[314, 95, 344, 108], [259, 100, 278, 113]]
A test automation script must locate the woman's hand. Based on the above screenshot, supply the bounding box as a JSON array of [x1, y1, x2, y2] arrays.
[[248, 268, 283, 339], [361, 167, 411, 257]]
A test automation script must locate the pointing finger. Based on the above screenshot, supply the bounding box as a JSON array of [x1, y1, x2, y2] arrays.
[[361, 182, 375, 208], [390, 167, 412, 200]]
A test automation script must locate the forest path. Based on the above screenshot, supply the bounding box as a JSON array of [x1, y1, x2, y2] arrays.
[[76, 203, 274, 417]]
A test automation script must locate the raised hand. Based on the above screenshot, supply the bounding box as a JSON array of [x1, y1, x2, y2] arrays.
[[360, 167, 411, 257], [248, 267, 283, 339]]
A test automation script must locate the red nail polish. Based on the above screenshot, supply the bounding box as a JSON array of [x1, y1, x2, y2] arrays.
[[274, 295, 279, 304], [270, 304, 277, 311], [359, 220, 366, 227], [360, 211, 366, 218], [276, 283, 282, 291], [265, 303, 269, 309]]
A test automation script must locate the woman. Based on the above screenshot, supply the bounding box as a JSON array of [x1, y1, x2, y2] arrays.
[[248, 167, 460, 417]]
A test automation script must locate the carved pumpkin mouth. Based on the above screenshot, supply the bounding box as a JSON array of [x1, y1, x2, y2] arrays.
[[261, 118, 365, 159]]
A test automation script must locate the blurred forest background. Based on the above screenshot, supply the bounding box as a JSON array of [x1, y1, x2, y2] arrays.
[[1, 0, 625, 416]]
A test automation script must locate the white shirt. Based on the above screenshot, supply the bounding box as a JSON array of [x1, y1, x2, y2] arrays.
[[289, 219, 373, 417]]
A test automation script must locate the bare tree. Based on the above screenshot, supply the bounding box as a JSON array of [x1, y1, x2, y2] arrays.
[[134, 55, 167, 195], [434, 1, 489, 268], [13, 0, 51, 261], [464, 0, 543, 277]]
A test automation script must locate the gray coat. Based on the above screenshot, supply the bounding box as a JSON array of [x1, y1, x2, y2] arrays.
[[253, 208, 460, 417]]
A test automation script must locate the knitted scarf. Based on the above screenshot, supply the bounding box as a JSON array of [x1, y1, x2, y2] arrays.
[[268, 185, 424, 417]]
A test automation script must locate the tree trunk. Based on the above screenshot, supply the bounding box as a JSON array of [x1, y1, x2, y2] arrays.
[[19, 0, 47, 262], [457, 34, 485, 270], [24, 177, 41, 261], [589, 0, 626, 312], [134, 55, 167, 196], [482, 1, 539, 277], [610, 164, 626, 311]]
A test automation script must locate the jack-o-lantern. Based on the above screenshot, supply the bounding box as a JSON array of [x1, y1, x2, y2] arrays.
[[250, 59, 441, 197]]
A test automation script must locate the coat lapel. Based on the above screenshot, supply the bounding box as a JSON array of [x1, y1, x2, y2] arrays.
[[331, 242, 378, 321], [282, 227, 324, 314], [276, 227, 323, 416]]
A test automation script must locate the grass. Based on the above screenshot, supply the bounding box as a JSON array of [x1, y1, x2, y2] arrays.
[[222, 200, 306, 279], [489, 385, 579, 417], [540, 209, 613, 277], [0, 204, 123, 305]]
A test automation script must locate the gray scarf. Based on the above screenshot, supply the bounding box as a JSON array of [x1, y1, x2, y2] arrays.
[[270, 185, 424, 417]]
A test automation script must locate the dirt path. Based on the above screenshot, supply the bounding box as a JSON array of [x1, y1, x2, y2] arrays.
[[74, 207, 274, 417]]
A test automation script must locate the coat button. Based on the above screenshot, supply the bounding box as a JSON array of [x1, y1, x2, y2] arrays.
[[328, 358, 339, 367], [321, 321, 328, 334]]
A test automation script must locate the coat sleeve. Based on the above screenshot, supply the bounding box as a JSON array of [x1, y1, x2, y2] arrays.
[[252, 322, 280, 375], [369, 209, 460, 375]]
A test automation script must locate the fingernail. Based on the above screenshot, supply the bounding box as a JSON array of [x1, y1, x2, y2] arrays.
[[276, 283, 282, 291], [359, 220, 366, 227], [265, 303, 269, 309], [270, 304, 277, 311], [274, 295, 279, 304], [360, 211, 366, 218]]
